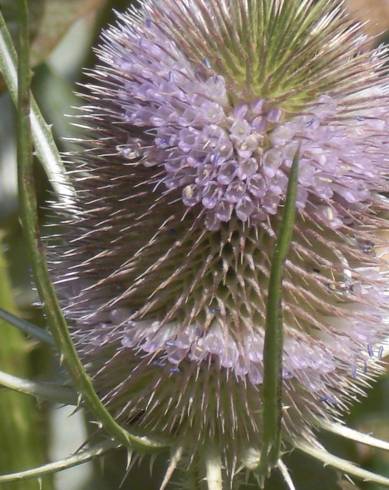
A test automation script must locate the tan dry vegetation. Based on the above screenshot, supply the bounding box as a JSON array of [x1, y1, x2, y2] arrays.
[[347, 0, 389, 35]]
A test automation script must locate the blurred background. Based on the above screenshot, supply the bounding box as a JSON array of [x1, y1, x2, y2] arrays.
[[0, 1, 389, 489]]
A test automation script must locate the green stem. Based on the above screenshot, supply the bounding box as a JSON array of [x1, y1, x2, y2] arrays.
[[15, 0, 167, 453], [260, 151, 299, 479], [0, 7, 74, 201]]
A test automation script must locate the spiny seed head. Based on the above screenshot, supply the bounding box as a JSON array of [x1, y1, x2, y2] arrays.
[[53, 0, 389, 484]]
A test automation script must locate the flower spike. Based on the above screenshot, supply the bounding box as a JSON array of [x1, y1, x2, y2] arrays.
[[40, 0, 389, 487]]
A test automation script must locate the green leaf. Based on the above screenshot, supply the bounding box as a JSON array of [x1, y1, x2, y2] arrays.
[[259, 150, 299, 481]]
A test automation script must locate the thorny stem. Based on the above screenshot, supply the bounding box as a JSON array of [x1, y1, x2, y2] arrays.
[[0, 440, 118, 483], [15, 0, 167, 453]]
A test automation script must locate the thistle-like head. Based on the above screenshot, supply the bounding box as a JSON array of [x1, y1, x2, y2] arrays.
[[54, 0, 389, 486]]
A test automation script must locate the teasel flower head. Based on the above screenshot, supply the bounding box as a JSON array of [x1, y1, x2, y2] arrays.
[[53, 0, 389, 486]]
